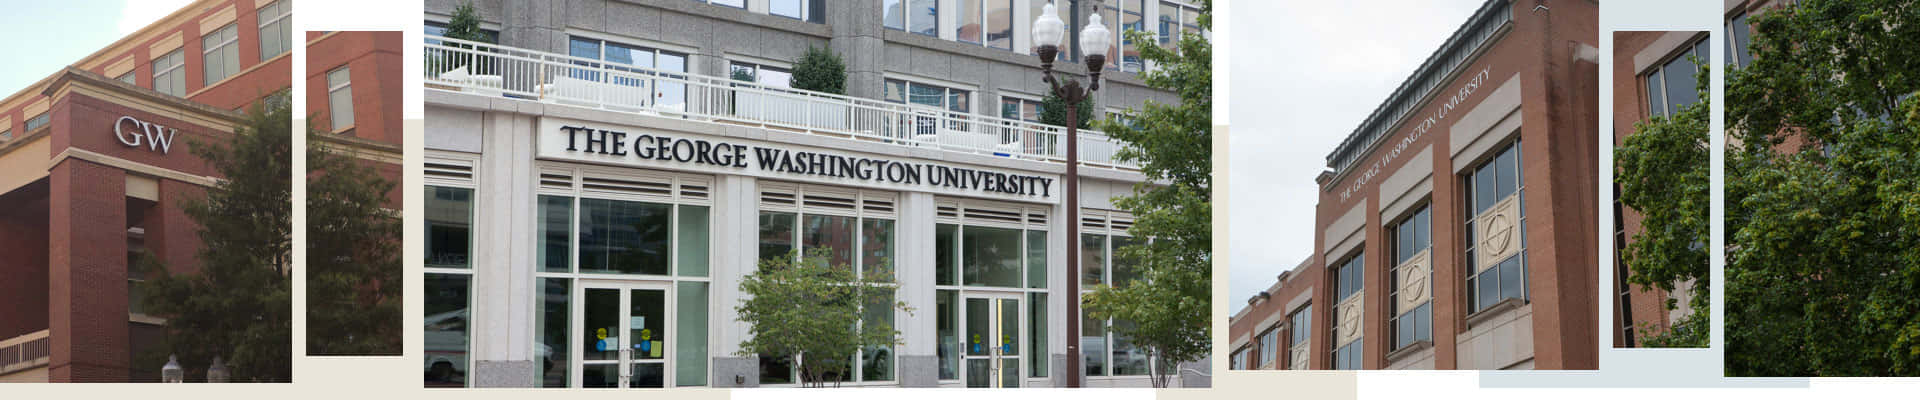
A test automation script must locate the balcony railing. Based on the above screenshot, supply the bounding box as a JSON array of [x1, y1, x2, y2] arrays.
[[0, 330, 49, 376], [422, 36, 1137, 170]]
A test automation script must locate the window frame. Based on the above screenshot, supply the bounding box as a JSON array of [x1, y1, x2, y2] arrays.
[[757, 184, 902, 386], [258, 0, 292, 61], [1329, 251, 1363, 370], [1462, 139, 1528, 315], [884, 0, 941, 37], [326, 66, 355, 132], [152, 49, 186, 97], [202, 23, 242, 86], [23, 113, 51, 132], [1387, 204, 1434, 352], [933, 199, 1053, 384]]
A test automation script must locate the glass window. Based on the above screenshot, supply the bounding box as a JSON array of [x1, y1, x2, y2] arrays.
[[861, 291, 895, 381], [1080, 233, 1106, 286], [1728, 13, 1753, 69], [937, 289, 959, 379], [327, 67, 355, 131], [116, 71, 136, 85], [1289, 305, 1311, 346], [1028, 292, 1047, 377], [1025, 230, 1047, 289], [701, 0, 745, 8], [152, 49, 186, 97], [1159, 3, 1179, 45], [1390, 205, 1433, 350], [1334, 254, 1362, 300], [770, 0, 810, 21], [729, 62, 793, 89], [258, 0, 292, 61], [1001, 96, 1045, 123], [536, 278, 570, 387], [1110, 319, 1148, 375], [676, 281, 709, 386], [962, 225, 1022, 288], [863, 219, 895, 282], [1257, 329, 1277, 367], [24, 113, 50, 132], [424, 273, 471, 387], [1082, 304, 1107, 376], [911, 0, 939, 36], [578, 198, 672, 275], [936, 223, 958, 285], [1120, 0, 1146, 72], [538, 196, 571, 272], [0, 130, 11, 141], [203, 23, 241, 85], [1465, 141, 1527, 314], [678, 205, 710, 277], [985, 0, 1012, 49], [802, 214, 857, 268], [959, 0, 983, 44], [1333, 342, 1359, 370], [1111, 236, 1140, 286], [759, 212, 797, 263], [425, 186, 473, 268], [569, 37, 690, 108], [1647, 37, 1709, 118]]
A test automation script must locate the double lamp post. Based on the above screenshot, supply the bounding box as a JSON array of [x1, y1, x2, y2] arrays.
[[1032, 2, 1111, 389]]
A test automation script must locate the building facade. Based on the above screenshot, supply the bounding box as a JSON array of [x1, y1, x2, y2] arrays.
[[1228, 0, 1598, 370], [1609, 30, 1709, 348], [0, 0, 291, 382], [306, 31, 406, 206], [419, 0, 1204, 388]]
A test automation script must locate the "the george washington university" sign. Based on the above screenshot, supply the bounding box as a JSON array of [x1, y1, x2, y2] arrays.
[[535, 117, 1060, 203]]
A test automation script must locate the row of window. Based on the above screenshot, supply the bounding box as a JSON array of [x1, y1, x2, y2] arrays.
[[0, 112, 51, 142], [129, 1, 291, 99], [884, 0, 1201, 73], [1230, 141, 1527, 370], [691, 0, 823, 23]]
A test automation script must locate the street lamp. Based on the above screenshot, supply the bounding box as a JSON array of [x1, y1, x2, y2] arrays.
[[1034, 2, 1110, 388], [161, 354, 184, 383]]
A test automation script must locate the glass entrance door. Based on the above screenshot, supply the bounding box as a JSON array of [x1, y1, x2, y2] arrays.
[[577, 282, 671, 388], [963, 294, 1021, 388]]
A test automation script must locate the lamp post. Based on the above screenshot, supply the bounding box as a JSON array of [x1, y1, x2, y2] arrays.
[[1033, 2, 1110, 388]]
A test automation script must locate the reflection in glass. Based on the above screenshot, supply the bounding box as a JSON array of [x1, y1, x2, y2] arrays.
[[425, 186, 473, 268], [1111, 236, 1140, 286], [1026, 230, 1047, 289], [630, 289, 665, 360], [424, 273, 470, 387], [937, 290, 958, 379], [538, 196, 571, 272], [579, 199, 671, 275], [959, 0, 982, 43], [1110, 319, 1147, 375], [677, 282, 709, 386], [803, 214, 856, 268], [910, 0, 939, 36], [963, 226, 1022, 287], [966, 359, 989, 387], [965, 298, 990, 356], [936, 224, 957, 285], [582, 289, 620, 361], [678, 205, 710, 277], [863, 219, 896, 282], [630, 363, 664, 388], [1028, 292, 1047, 378], [581, 364, 617, 388], [1081, 234, 1106, 286], [759, 212, 796, 264], [862, 292, 896, 381], [1082, 307, 1107, 376], [536, 278, 570, 387]]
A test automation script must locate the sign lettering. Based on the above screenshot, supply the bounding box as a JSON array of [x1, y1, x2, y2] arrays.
[[114, 116, 179, 154], [1339, 66, 1493, 201]]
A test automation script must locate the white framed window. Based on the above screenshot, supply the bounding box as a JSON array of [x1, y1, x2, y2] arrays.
[[756, 183, 904, 385], [422, 156, 478, 388], [883, 0, 940, 37], [327, 67, 355, 132], [567, 35, 692, 109], [727, 61, 793, 89], [1463, 139, 1527, 314], [1079, 209, 1157, 378], [152, 49, 186, 97], [0, 129, 12, 141], [203, 23, 242, 86], [1388, 204, 1433, 352], [883, 78, 971, 113], [769, 0, 821, 23], [258, 0, 292, 61]]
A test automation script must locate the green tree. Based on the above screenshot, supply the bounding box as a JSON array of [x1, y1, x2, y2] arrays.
[[442, 1, 492, 43], [1041, 90, 1094, 129], [1615, 59, 1709, 348], [736, 249, 908, 387], [137, 92, 292, 382], [790, 46, 846, 95], [305, 123, 402, 355], [1725, 0, 1920, 376], [1082, 0, 1210, 388]]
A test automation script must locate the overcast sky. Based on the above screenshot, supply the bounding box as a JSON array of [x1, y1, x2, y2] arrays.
[[0, 0, 193, 97], [1227, 0, 1484, 316]]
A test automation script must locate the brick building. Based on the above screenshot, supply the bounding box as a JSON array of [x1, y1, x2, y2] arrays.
[[1608, 29, 1709, 348], [0, 0, 291, 382], [1228, 0, 1598, 370]]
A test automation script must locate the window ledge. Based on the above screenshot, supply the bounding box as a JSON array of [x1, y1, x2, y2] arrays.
[[1465, 297, 1526, 328], [1385, 340, 1434, 363]]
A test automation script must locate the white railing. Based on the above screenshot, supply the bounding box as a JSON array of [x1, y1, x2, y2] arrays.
[[423, 36, 1138, 169]]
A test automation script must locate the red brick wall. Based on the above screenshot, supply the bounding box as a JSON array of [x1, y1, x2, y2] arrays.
[[48, 159, 130, 382], [305, 31, 405, 146]]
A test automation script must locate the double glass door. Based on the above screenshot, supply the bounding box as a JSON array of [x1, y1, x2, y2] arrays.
[[577, 281, 671, 388], [964, 294, 1021, 388]]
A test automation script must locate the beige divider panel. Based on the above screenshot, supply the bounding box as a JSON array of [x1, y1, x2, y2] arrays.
[[1335, 294, 1363, 347], [1396, 249, 1432, 314], [1475, 196, 1520, 272]]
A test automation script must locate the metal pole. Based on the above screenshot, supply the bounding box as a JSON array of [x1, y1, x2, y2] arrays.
[[1064, 101, 1081, 388]]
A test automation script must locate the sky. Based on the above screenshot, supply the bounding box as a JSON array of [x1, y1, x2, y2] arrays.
[[0, 0, 194, 97], [1227, 0, 1484, 316]]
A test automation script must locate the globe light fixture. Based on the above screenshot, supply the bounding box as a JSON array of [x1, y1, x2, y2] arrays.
[[162, 354, 184, 383], [1034, 3, 1120, 389]]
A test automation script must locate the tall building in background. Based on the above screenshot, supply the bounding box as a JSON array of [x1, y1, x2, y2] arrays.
[[1228, 0, 1599, 370], [0, 0, 291, 382], [419, 0, 1205, 388]]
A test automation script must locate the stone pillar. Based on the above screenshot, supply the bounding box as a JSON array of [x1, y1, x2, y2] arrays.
[[470, 111, 536, 387], [709, 174, 759, 387], [831, 1, 889, 103], [47, 159, 129, 382], [895, 192, 938, 387]]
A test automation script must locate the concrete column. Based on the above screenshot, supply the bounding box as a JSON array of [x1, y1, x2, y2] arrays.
[[1048, 195, 1069, 387], [47, 160, 129, 382], [471, 111, 537, 387], [709, 174, 759, 387], [895, 192, 937, 387], [831, 1, 889, 104]]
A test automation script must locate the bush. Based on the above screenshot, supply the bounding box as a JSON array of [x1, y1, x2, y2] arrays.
[[791, 46, 846, 95]]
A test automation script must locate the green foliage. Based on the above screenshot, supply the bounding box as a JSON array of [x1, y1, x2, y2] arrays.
[[443, 1, 492, 43], [790, 46, 846, 95], [1082, 0, 1210, 388], [305, 121, 402, 355], [1041, 89, 1094, 129], [137, 92, 292, 382], [1725, 0, 1920, 376], [735, 248, 908, 387], [1615, 59, 1710, 348]]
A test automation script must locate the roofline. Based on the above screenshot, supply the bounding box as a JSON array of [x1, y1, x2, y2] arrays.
[[0, 0, 231, 113], [1323, 0, 1513, 171]]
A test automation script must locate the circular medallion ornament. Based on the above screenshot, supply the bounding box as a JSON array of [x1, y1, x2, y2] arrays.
[[1400, 263, 1428, 300], [1339, 304, 1361, 338], [1483, 213, 1515, 255]]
